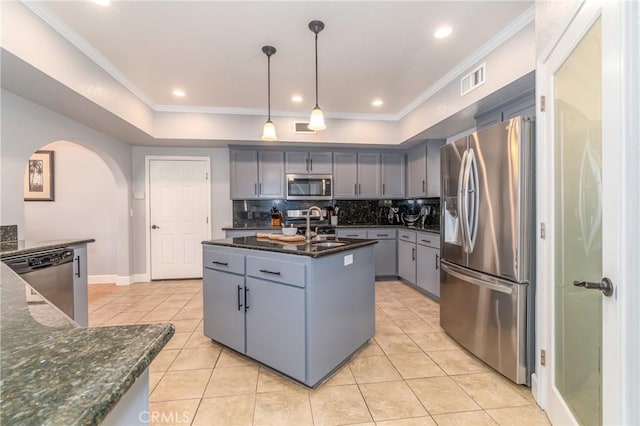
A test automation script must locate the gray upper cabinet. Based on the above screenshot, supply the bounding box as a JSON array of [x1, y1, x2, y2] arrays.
[[426, 140, 445, 198], [475, 91, 535, 130], [230, 150, 259, 199], [285, 151, 332, 174], [333, 152, 381, 199], [381, 152, 405, 198], [230, 150, 284, 199], [258, 151, 284, 198], [407, 144, 427, 198], [333, 152, 358, 198], [357, 153, 381, 198]]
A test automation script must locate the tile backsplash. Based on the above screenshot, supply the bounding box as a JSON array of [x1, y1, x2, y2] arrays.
[[232, 198, 440, 228], [0, 225, 18, 242]]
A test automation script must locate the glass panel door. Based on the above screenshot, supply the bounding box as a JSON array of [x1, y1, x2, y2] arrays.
[[554, 17, 602, 425]]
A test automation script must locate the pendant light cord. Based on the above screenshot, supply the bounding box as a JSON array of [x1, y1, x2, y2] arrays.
[[267, 53, 272, 121], [314, 32, 319, 108]]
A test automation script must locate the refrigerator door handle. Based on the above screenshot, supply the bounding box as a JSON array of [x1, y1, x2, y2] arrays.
[[458, 149, 470, 252], [441, 262, 513, 295], [466, 149, 480, 252]]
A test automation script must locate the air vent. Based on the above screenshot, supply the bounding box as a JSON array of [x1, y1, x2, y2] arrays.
[[460, 63, 486, 96], [294, 121, 316, 134]]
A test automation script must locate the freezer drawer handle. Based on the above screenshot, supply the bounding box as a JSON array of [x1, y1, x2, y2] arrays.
[[441, 263, 513, 294], [573, 278, 614, 297]]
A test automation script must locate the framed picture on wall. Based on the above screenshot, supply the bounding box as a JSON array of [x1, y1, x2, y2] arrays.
[[24, 150, 55, 201]]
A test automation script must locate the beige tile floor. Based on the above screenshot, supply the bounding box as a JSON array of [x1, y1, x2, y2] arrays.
[[89, 279, 550, 426]]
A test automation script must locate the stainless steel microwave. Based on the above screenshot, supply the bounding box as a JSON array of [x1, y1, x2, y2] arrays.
[[286, 174, 332, 200]]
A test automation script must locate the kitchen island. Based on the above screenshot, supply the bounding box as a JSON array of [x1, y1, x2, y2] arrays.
[[0, 262, 174, 425], [202, 236, 376, 387]]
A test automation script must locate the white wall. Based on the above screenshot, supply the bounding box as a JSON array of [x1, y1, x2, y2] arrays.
[[130, 146, 232, 277], [1, 90, 134, 280], [23, 141, 119, 280]]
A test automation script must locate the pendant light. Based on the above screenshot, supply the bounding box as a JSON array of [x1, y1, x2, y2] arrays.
[[308, 20, 326, 131], [261, 45, 277, 141]]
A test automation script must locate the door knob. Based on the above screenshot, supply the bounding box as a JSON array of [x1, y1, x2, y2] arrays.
[[151, 225, 160, 229], [573, 277, 614, 297]]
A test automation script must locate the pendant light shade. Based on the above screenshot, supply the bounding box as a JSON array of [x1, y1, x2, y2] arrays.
[[308, 20, 326, 131], [261, 45, 277, 141]]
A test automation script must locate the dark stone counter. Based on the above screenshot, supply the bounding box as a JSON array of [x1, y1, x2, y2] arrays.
[[0, 239, 96, 258], [222, 224, 440, 234], [203, 236, 377, 258], [0, 263, 174, 425]]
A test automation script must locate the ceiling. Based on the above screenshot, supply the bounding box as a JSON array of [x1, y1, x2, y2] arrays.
[[37, 1, 532, 120]]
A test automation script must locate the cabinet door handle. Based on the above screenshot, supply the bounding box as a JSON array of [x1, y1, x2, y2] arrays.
[[75, 256, 81, 278], [211, 260, 229, 266], [310, 158, 313, 171], [354, 183, 358, 195], [436, 254, 439, 270], [259, 183, 262, 195], [254, 183, 257, 195], [382, 183, 385, 195], [412, 247, 416, 261], [359, 183, 361, 195], [422, 180, 426, 192], [237, 285, 243, 311], [306, 158, 309, 171], [244, 287, 250, 312], [259, 269, 281, 276]]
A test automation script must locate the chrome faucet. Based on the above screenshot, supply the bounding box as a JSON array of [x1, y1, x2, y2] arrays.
[[305, 206, 323, 241]]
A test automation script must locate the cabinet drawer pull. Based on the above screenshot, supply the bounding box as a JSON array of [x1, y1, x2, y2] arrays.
[[259, 269, 281, 276], [346, 234, 359, 237], [211, 260, 229, 266], [237, 285, 243, 311], [376, 234, 389, 237], [421, 239, 432, 244]]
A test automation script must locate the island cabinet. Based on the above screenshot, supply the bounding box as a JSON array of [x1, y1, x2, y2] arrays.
[[416, 232, 440, 299], [397, 230, 417, 284], [230, 150, 284, 199], [333, 152, 381, 199], [285, 151, 332, 174], [202, 242, 375, 387], [336, 228, 396, 277]]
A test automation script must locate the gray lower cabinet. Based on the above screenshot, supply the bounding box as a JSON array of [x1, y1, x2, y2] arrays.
[[398, 239, 416, 284], [245, 277, 305, 380], [70, 243, 88, 327], [203, 268, 245, 353], [367, 229, 397, 277], [417, 244, 440, 298]]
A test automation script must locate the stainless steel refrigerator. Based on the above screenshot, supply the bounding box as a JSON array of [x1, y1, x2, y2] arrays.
[[440, 116, 534, 385]]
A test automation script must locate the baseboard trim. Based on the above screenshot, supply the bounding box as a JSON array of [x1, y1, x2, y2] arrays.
[[88, 274, 118, 285]]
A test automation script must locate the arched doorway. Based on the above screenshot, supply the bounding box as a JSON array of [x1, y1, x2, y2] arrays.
[[21, 140, 126, 283]]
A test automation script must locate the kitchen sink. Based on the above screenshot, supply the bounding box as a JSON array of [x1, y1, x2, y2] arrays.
[[312, 241, 346, 248]]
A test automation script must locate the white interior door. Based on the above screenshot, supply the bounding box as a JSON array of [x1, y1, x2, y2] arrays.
[[538, 0, 638, 424], [149, 159, 210, 280]]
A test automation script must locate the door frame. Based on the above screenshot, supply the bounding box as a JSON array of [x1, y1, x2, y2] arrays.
[[145, 156, 212, 281], [535, 0, 640, 424]]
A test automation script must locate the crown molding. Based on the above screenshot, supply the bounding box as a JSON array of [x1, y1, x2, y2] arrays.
[[21, 0, 156, 107], [22, 1, 533, 124], [396, 5, 535, 120]]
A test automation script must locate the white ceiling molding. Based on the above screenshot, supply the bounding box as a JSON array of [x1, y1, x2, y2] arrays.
[[20, 0, 533, 125], [396, 5, 535, 120], [21, 0, 155, 107]]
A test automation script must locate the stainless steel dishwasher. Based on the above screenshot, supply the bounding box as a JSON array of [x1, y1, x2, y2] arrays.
[[5, 248, 75, 320]]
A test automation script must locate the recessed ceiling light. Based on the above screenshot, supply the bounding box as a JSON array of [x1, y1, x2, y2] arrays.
[[434, 26, 453, 39], [372, 99, 383, 107], [291, 95, 303, 103], [91, 0, 111, 6], [172, 89, 186, 97]]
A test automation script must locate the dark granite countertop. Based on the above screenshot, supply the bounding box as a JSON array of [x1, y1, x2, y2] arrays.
[[203, 236, 377, 258], [222, 224, 440, 234], [0, 263, 174, 425], [0, 239, 96, 258]]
